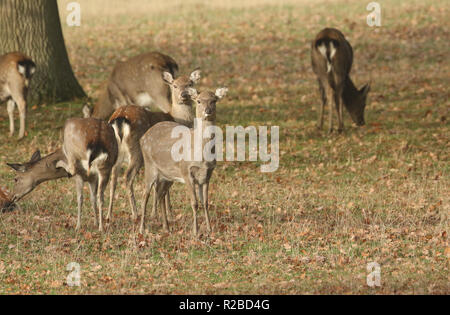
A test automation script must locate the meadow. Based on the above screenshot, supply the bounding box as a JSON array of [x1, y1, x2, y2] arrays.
[[0, 0, 448, 294]]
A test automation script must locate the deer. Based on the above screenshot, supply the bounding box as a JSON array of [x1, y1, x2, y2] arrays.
[[106, 70, 201, 222], [7, 147, 117, 231], [0, 52, 36, 139], [83, 51, 179, 120], [54, 118, 118, 232], [311, 28, 370, 133], [7, 149, 71, 203], [139, 87, 228, 236]]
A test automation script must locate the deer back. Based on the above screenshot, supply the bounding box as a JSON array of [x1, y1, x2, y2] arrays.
[[109, 52, 178, 113], [140, 121, 188, 180]]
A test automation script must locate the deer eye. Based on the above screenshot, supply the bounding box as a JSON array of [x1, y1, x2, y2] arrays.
[[174, 85, 178, 89], [14, 178, 18, 183]]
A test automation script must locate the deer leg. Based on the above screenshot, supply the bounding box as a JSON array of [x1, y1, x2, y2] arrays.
[[334, 85, 344, 133], [97, 174, 109, 232], [106, 164, 120, 221], [325, 85, 334, 133], [16, 98, 26, 140], [317, 80, 326, 129], [139, 169, 155, 234], [139, 184, 151, 234], [165, 192, 172, 220], [200, 184, 211, 233], [125, 159, 141, 220], [75, 175, 84, 230], [150, 186, 158, 219], [186, 181, 199, 236], [88, 179, 99, 227], [6, 99, 15, 137], [56, 155, 76, 176], [157, 183, 170, 232]]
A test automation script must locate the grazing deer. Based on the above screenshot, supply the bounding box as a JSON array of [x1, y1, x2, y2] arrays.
[[139, 87, 228, 236], [55, 118, 118, 232], [106, 70, 200, 221], [0, 52, 36, 139], [83, 51, 179, 120], [311, 28, 370, 133], [7, 149, 71, 203]]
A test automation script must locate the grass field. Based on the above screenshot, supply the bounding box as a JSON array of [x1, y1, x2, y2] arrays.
[[0, 0, 448, 294]]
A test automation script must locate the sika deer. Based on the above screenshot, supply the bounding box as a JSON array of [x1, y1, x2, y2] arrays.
[[139, 87, 228, 236], [0, 52, 36, 139], [311, 28, 370, 133], [106, 70, 200, 221], [83, 51, 179, 120], [55, 118, 118, 232], [7, 149, 70, 204]]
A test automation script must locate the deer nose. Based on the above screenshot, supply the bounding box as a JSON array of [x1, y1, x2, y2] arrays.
[[181, 91, 189, 99], [205, 108, 213, 116]]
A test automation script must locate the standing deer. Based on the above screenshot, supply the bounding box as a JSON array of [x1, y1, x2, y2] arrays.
[[55, 118, 118, 232], [0, 52, 36, 139], [106, 70, 200, 221], [83, 51, 179, 120], [311, 28, 370, 133], [139, 87, 228, 236]]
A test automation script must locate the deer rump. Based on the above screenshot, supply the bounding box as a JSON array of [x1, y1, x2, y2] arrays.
[[315, 38, 340, 74]]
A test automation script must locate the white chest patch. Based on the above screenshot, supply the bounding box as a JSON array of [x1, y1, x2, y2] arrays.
[[136, 93, 154, 107]]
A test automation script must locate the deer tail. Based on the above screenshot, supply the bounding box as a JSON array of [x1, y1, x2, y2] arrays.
[[316, 39, 339, 73], [17, 59, 36, 79]]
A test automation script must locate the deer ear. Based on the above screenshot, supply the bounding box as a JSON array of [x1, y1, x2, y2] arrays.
[[360, 83, 370, 98], [29, 150, 41, 163], [187, 87, 198, 100], [6, 163, 26, 172], [215, 87, 228, 100], [190, 69, 201, 84], [162, 72, 174, 84]]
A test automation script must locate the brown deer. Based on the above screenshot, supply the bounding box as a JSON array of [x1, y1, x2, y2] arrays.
[[311, 28, 370, 133], [54, 118, 118, 232], [83, 51, 179, 120], [106, 70, 200, 221], [7, 149, 70, 203], [139, 87, 228, 236], [0, 52, 36, 139]]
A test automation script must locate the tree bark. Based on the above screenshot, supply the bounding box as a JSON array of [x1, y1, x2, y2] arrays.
[[0, 0, 85, 104]]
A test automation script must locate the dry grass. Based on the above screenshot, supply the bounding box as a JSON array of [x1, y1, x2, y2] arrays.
[[0, 0, 448, 294]]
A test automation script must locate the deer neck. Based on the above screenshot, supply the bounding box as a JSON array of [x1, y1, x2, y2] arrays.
[[170, 102, 194, 127], [342, 76, 359, 111], [34, 149, 70, 184], [193, 117, 216, 143]]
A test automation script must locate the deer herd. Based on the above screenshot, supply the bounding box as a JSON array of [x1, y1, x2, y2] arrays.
[[1, 28, 370, 236]]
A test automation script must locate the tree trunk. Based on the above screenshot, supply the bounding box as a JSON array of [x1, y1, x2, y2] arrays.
[[0, 0, 85, 104]]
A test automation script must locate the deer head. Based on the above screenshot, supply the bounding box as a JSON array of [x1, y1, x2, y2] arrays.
[[162, 70, 201, 106], [346, 83, 370, 126], [189, 87, 228, 122], [7, 149, 70, 202]]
